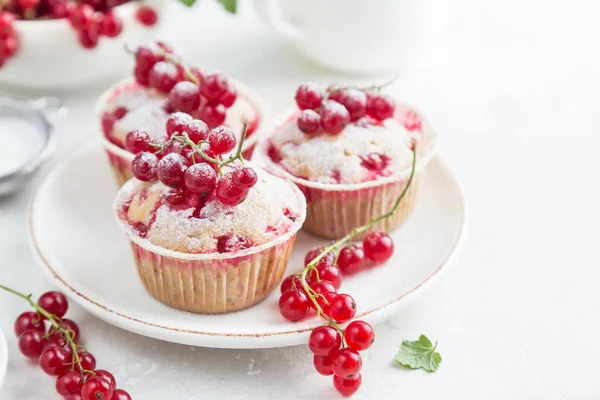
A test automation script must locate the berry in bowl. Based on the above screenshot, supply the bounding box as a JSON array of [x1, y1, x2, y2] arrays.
[[97, 41, 269, 186], [253, 82, 437, 240], [0, 0, 167, 89], [114, 124, 306, 314]]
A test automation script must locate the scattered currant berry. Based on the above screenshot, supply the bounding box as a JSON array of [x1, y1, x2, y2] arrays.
[[149, 61, 180, 93], [136, 5, 158, 26], [313, 354, 335, 376], [18, 329, 45, 358], [278, 289, 309, 321], [337, 244, 366, 275], [124, 129, 150, 154], [320, 101, 350, 134], [199, 103, 227, 127], [38, 291, 68, 318], [56, 371, 84, 397], [338, 89, 367, 121], [344, 321, 375, 351], [367, 94, 395, 121], [132, 152, 159, 182], [232, 167, 258, 190], [332, 348, 362, 378], [308, 326, 341, 356], [168, 81, 200, 114], [185, 119, 209, 143], [14, 311, 45, 336], [362, 232, 394, 263], [184, 163, 217, 194], [78, 351, 97, 371], [40, 346, 70, 376], [94, 370, 117, 388], [99, 12, 123, 38], [328, 294, 356, 323], [111, 389, 132, 400], [295, 83, 323, 110], [157, 153, 189, 187], [333, 373, 362, 397], [208, 126, 236, 154], [81, 377, 114, 400], [297, 109, 321, 134], [304, 246, 335, 268], [215, 172, 248, 206], [166, 112, 193, 137], [201, 72, 228, 101]]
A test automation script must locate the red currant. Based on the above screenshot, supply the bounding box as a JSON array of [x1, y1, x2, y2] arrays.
[[362, 232, 394, 263], [304, 246, 335, 268], [199, 103, 227, 127], [157, 153, 189, 187], [78, 351, 97, 371], [149, 61, 180, 93], [319, 292, 338, 317], [14, 311, 45, 337], [310, 280, 336, 296], [185, 119, 209, 143], [232, 167, 257, 190], [308, 326, 341, 356], [344, 321, 374, 351], [326, 83, 344, 103], [40, 347, 70, 376], [333, 373, 362, 397], [332, 348, 362, 378], [51, 318, 80, 343], [336, 245, 366, 275], [166, 112, 193, 137], [132, 152, 159, 182], [0, 12, 16, 33], [78, 25, 100, 49], [124, 129, 150, 154], [18, 329, 45, 358], [360, 153, 390, 172], [279, 275, 305, 295], [56, 371, 84, 397], [297, 109, 321, 134], [66, 392, 84, 400], [111, 389, 132, 400], [403, 110, 422, 131], [81, 377, 114, 400], [328, 294, 356, 323], [168, 81, 200, 114], [295, 83, 323, 110], [219, 84, 237, 108], [165, 188, 186, 205], [0, 34, 19, 58], [50, 1, 70, 18], [313, 353, 335, 376], [99, 12, 122, 38], [313, 263, 342, 290], [135, 43, 163, 71], [215, 173, 248, 206], [38, 291, 68, 318], [208, 126, 237, 155], [320, 101, 350, 134], [94, 370, 116, 388], [68, 5, 94, 30], [278, 289, 309, 321], [184, 163, 217, 194], [367, 94, 395, 121], [200, 72, 229, 101], [134, 65, 150, 86], [43, 335, 69, 353], [136, 5, 158, 26]]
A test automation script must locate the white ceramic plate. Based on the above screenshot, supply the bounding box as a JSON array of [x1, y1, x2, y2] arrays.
[[29, 139, 466, 349], [0, 328, 7, 390]]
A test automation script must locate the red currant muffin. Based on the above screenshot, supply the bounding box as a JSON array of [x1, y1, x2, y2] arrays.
[[114, 123, 306, 314], [253, 82, 436, 240], [97, 41, 269, 186]]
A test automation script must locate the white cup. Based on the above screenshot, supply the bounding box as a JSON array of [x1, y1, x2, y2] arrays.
[[254, 0, 445, 74]]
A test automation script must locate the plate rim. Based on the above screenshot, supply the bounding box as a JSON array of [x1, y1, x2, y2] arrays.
[[0, 328, 7, 389], [28, 138, 468, 347]]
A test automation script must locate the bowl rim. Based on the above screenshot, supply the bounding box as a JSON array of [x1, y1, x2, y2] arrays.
[[252, 104, 438, 191], [95, 77, 271, 162], [112, 162, 307, 261]]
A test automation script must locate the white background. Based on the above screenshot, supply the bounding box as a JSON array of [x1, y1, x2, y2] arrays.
[[2, 0, 600, 398]]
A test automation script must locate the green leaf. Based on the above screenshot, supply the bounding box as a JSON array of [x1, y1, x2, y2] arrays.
[[217, 0, 237, 13], [178, 0, 196, 7], [395, 335, 442, 372]]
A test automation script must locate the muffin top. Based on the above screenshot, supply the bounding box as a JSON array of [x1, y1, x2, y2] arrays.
[[118, 163, 302, 254]]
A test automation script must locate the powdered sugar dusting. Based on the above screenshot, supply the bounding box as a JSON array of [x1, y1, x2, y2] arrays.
[[125, 165, 299, 253], [270, 118, 419, 184]]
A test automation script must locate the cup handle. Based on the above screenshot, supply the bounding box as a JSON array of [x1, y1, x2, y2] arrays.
[[28, 97, 67, 125], [254, 0, 304, 41]]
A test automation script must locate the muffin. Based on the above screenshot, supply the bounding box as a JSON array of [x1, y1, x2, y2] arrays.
[[97, 41, 269, 186], [114, 122, 306, 314], [253, 82, 436, 239]]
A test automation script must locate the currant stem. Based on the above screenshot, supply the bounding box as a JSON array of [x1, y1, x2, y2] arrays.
[[162, 52, 199, 84], [0, 284, 89, 380]]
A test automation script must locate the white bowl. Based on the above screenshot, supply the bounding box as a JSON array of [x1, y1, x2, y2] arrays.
[[0, 0, 168, 89]]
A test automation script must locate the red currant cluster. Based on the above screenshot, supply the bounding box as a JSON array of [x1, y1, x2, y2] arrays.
[[128, 113, 257, 207], [0, 12, 20, 67], [294, 82, 396, 135], [133, 42, 238, 127], [8, 287, 131, 399]]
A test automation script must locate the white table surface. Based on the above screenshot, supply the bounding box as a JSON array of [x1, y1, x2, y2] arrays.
[[2, 1, 600, 399]]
